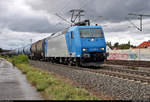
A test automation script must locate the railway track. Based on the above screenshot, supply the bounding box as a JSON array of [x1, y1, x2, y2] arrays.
[[105, 60, 150, 68], [101, 64, 150, 77], [45, 62, 150, 84]]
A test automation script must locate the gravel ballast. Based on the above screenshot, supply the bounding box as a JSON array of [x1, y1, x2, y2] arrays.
[[30, 60, 150, 100]]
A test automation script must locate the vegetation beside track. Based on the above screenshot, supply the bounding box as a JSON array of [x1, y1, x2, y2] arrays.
[[2, 55, 98, 100]]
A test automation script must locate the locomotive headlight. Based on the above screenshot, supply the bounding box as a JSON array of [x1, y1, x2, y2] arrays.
[[101, 48, 105, 50], [91, 38, 95, 42], [82, 48, 88, 51]]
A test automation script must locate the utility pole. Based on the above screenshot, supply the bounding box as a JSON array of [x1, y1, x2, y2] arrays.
[[70, 9, 85, 23], [128, 13, 150, 31]]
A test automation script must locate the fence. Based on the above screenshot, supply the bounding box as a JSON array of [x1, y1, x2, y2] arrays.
[[107, 48, 150, 61]]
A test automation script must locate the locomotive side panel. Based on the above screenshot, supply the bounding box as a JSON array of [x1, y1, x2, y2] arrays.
[[45, 34, 69, 57]]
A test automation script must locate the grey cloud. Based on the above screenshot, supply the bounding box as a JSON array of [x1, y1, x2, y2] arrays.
[[0, 0, 150, 49], [26, 0, 150, 23], [0, 13, 62, 33], [8, 17, 53, 33], [1, 0, 150, 34], [0, 0, 66, 33], [0, 28, 50, 49]]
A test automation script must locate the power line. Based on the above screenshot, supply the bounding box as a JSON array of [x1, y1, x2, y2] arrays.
[[128, 13, 150, 31], [79, 0, 91, 10], [55, 13, 71, 24], [79, 0, 104, 25], [53, 0, 94, 26], [58, 0, 92, 23], [56, 0, 72, 21], [89, 16, 103, 23], [126, 17, 141, 31], [61, 0, 72, 13]]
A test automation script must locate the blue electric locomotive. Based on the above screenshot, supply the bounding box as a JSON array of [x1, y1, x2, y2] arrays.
[[44, 20, 107, 66]]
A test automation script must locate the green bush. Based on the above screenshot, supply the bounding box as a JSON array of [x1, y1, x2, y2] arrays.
[[12, 55, 29, 65]]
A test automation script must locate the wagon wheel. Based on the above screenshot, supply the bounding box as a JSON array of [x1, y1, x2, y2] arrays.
[[68, 61, 73, 66]]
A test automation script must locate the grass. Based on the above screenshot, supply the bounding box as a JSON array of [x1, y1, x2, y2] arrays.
[[12, 54, 29, 65], [6, 55, 99, 100], [0, 55, 13, 62]]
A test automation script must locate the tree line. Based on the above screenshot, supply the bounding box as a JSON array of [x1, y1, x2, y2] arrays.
[[0, 48, 3, 53], [0, 48, 10, 53], [107, 41, 136, 50]]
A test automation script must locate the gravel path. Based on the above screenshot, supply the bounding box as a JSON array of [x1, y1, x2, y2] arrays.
[[0, 58, 43, 100], [30, 60, 150, 100]]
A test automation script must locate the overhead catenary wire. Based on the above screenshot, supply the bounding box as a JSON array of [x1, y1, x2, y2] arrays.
[[48, 1, 88, 36], [128, 13, 150, 31], [126, 17, 141, 31], [56, 0, 72, 23], [57, 0, 92, 23], [55, 13, 71, 25], [52, 0, 96, 26], [79, 0, 91, 10], [43, 0, 72, 29], [61, 0, 72, 13], [20, 1, 97, 50], [49, 0, 74, 28]]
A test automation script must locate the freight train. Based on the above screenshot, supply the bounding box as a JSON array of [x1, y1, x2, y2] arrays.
[[0, 20, 108, 66]]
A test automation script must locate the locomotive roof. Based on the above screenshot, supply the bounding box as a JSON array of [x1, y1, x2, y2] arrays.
[[45, 25, 103, 40]]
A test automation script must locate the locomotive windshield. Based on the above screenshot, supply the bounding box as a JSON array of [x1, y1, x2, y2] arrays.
[[80, 28, 103, 38]]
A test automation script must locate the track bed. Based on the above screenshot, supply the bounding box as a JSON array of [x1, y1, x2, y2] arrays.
[[105, 60, 150, 68], [29, 60, 150, 100]]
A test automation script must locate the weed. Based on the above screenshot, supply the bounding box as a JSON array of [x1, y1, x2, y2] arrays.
[[12, 55, 28, 65]]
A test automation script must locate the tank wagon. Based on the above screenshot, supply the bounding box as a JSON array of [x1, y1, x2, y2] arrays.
[[18, 47, 24, 55], [31, 40, 44, 60], [23, 45, 32, 58], [0, 45, 32, 57]]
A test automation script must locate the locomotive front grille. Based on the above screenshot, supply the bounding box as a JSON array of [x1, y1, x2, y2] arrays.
[[82, 52, 105, 62]]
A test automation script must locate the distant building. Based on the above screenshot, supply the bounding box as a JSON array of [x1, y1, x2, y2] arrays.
[[136, 40, 150, 49]]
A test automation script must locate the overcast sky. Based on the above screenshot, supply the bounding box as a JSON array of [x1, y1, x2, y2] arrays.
[[0, 0, 150, 49]]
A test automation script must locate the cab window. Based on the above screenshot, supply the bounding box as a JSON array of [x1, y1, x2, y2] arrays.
[[80, 28, 103, 38]]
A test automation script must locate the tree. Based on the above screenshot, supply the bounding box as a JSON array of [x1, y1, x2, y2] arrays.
[[112, 41, 136, 50], [106, 42, 113, 49], [119, 44, 130, 49], [0, 48, 3, 52], [114, 42, 119, 48], [128, 41, 130, 46]]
